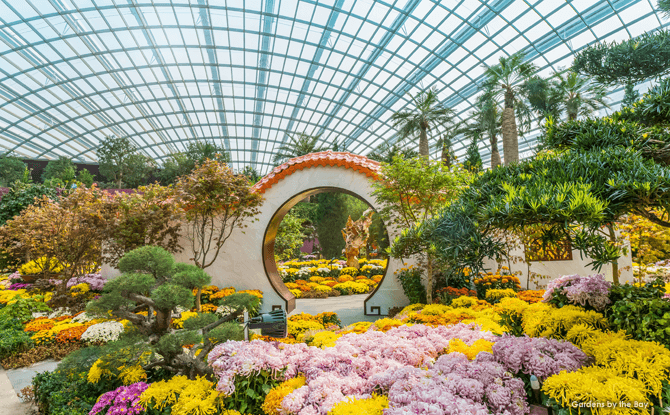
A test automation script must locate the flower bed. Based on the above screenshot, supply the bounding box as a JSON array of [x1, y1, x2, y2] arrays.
[[278, 258, 387, 298]]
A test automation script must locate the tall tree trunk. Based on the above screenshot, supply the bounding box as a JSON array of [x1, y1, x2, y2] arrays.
[[419, 128, 429, 158], [490, 133, 501, 169], [607, 224, 620, 285], [426, 254, 433, 304], [568, 111, 577, 121], [501, 107, 519, 165]]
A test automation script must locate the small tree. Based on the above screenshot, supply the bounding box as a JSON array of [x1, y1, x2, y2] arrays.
[[174, 159, 263, 310], [0, 156, 27, 187], [104, 184, 184, 267], [158, 141, 231, 185], [76, 169, 95, 187], [0, 187, 114, 295], [87, 246, 259, 379], [464, 137, 483, 172], [371, 156, 472, 303], [97, 136, 153, 188], [275, 211, 307, 261], [41, 156, 75, 185]]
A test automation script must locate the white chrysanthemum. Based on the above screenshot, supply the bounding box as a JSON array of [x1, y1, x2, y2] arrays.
[[81, 321, 124, 343]]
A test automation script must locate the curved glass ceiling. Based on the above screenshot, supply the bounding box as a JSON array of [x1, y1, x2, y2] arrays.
[[0, 0, 667, 174]]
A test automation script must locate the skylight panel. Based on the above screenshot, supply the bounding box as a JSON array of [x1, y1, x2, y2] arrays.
[[591, 15, 624, 38], [548, 7, 579, 30], [628, 16, 660, 38]]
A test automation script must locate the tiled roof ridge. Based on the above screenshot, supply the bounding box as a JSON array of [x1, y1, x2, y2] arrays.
[[252, 151, 381, 194]]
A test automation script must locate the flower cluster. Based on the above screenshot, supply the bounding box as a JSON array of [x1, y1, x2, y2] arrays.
[[492, 334, 587, 380], [81, 321, 124, 343], [543, 273, 611, 311], [208, 323, 498, 414], [485, 288, 518, 301], [89, 382, 149, 415], [517, 290, 545, 303], [139, 376, 226, 415], [376, 352, 528, 415], [66, 274, 107, 291], [474, 269, 522, 297]]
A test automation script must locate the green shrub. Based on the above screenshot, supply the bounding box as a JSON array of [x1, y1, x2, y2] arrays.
[[33, 371, 103, 415], [0, 297, 51, 323], [0, 319, 33, 359], [607, 280, 670, 349], [395, 266, 427, 304]]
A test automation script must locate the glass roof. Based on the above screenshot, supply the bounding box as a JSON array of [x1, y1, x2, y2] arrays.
[[0, 0, 667, 174]]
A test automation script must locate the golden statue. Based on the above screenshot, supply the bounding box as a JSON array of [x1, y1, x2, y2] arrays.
[[342, 208, 375, 269]]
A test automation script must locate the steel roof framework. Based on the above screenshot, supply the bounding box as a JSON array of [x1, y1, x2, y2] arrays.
[[0, 0, 666, 174]]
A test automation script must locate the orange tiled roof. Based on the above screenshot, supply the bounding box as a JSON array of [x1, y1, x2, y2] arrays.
[[252, 151, 381, 194]]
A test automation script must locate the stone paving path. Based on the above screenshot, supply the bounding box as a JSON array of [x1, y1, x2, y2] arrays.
[[0, 360, 57, 413], [290, 294, 382, 326]]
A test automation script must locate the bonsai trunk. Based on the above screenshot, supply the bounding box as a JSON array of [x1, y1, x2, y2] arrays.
[[195, 287, 202, 312], [154, 309, 172, 334], [502, 90, 519, 165]]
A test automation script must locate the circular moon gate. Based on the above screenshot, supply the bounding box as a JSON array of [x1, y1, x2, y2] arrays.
[[262, 186, 391, 314], [169, 151, 411, 315]]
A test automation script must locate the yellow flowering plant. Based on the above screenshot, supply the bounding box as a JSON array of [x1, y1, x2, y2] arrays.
[[328, 394, 389, 415], [262, 376, 306, 415]]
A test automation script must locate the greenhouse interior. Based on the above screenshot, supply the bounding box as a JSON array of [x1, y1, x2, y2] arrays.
[[0, 0, 669, 414]]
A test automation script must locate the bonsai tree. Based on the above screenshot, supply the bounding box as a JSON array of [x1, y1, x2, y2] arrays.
[[87, 246, 260, 379], [174, 159, 263, 310]]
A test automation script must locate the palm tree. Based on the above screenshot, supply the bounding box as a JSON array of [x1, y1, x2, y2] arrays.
[[484, 52, 537, 165], [272, 132, 326, 165], [550, 71, 609, 121], [367, 141, 419, 164], [391, 88, 454, 158]]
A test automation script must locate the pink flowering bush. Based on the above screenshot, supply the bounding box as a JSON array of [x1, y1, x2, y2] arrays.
[[373, 353, 528, 415], [492, 335, 587, 381], [89, 382, 149, 415], [543, 274, 611, 311], [208, 323, 500, 414], [66, 273, 107, 291]]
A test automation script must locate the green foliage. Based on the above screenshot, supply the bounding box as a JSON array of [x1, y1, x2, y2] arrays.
[[391, 88, 455, 157], [272, 132, 327, 165], [239, 165, 262, 185], [42, 156, 75, 184], [0, 182, 59, 226], [395, 267, 427, 304], [158, 140, 231, 185], [367, 142, 419, 164], [275, 211, 307, 261], [313, 192, 348, 259], [97, 135, 154, 188], [464, 137, 482, 172], [607, 280, 670, 349], [0, 319, 33, 360], [498, 311, 525, 337], [217, 292, 262, 316], [118, 245, 176, 278], [55, 346, 103, 379], [0, 155, 27, 186], [172, 263, 211, 288], [0, 297, 52, 323], [156, 331, 201, 356], [76, 169, 95, 187], [208, 321, 245, 343], [222, 370, 282, 414], [33, 371, 102, 415], [182, 312, 218, 330], [152, 283, 194, 310], [622, 83, 641, 108], [572, 30, 670, 85]]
